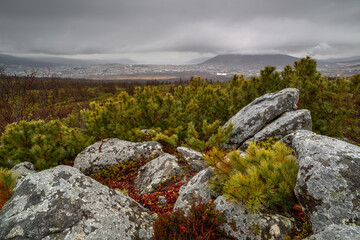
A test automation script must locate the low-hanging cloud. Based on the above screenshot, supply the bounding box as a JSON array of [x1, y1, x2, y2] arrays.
[[0, 0, 359, 63]]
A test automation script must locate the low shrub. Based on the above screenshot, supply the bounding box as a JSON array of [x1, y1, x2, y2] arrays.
[[204, 141, 298, 213], [0, 167, 17, 210], [153, 200, 226, 240], [0, 120, 92, 170]]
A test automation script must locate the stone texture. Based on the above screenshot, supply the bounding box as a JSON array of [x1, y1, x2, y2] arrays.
[[73, 138, 163, 175], [214, 196, 296, 240], [135, 153, 183, 194], [10, 162, 36, 186], [241, 109, 312, 150], [224, 88, 299, 149], [177, 146, 208, 172], [174, 167, 218, 213], [305, 224, 360, 240], [0, 165, 154, 240], [286, 130, 360, 233]]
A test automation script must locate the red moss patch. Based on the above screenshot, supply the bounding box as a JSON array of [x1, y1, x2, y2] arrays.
[[91, 155, 196, 215]]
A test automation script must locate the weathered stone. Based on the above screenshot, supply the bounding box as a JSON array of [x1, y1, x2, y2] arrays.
[[241, 109, 312, 150], [214, 196, 296, 240], [10, 162, 36, 186], [305, 224, 360, 240], [224, 88, 299, 149], [158, 196, 167, 205], [177, 146, 208, 172], [73, 138, 163, 175], [135, 153, 183, 194], [174, 167, 218, 213], [0, 165, 154, 240], [287, 130, 360, 234]]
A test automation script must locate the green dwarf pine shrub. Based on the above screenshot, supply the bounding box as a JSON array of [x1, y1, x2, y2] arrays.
[[0, 167, 17, 210], [204, 141, 298, 213], [0, 120, 92, 170], [185, 120, 234, 152], [153, 200, 226, 240]]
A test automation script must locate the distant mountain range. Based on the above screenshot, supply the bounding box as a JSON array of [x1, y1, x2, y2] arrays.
[[199, 54, 360, 67], [201, 54, 300, 67], [1, 53, 360, 68], [0, 54, 136, 67]]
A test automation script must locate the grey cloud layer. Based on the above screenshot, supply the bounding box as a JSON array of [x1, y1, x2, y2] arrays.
[[0, 0, 359, 59]]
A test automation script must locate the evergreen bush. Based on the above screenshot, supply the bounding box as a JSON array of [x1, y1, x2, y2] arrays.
[[204, 141, 298, 213], [0, 120, 92, 170]]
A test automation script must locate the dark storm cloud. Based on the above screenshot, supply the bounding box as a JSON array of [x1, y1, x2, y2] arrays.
[[0, 0, 359, 62]]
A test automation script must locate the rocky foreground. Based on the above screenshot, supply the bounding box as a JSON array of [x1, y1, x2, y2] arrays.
[[1, 88, 359, 239]]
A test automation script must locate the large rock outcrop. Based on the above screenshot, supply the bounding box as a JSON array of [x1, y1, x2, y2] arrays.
[[174, 167, 218, 213], [73, 138, 163, 175], [214, 196, 296, 240], [0, 165, 154, 240], [135, 153, 184, 194], [286, 130, 360, 234], [224, 88, 299, 149], [241, 109, 312, 150]]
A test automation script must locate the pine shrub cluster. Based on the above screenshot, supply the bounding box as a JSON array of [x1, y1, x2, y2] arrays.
[[204, 141, 298, 213], [0, 120, 92, 170]]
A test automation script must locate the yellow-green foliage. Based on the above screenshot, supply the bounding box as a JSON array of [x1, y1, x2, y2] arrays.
[[0, 167, 17, 210], [205, 141, 298, 213], [185, 120, 233, 152], [0, 120, 93, 170], [79, 78, 233, 145]]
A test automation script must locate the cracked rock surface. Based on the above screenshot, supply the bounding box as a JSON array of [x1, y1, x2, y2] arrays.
[[241, 109, 312, 150], [223, 88, 299, 149], [135, 153, 183, 194], [0, 165, 154, 240], [73, 138, 163, 175], [174, 167, 218, 213], [286, 130, 360, 234]]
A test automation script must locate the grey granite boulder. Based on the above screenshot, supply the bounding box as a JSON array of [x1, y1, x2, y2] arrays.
[[10, 162, 36, 186], [177, 146, 208, 172], [286, 130, 360, 234], [73, 138, 163, 175], [135, 153, 183, 194], [174, 167, 218, 213], [305, 224, 360, 240], [241, 109, 312, 150], [224, 88, 299, 149], [0, 165, 154, 240], [214, 196, 296, 240]]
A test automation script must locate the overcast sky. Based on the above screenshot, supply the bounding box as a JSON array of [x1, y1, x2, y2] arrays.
[[0, 0, 359, 64]]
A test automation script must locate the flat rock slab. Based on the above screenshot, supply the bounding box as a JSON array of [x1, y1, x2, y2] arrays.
[[177, 146, 208, 172], [73, 138, 163, 175], [174, 167, 218, 213], [286, 130, 360, 233], [0, 165, 154, 240], [135, 153, 184, 194], [214, 196, 296, 240], [241, 109, 312, 150], [224, 88, 299, 149]]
